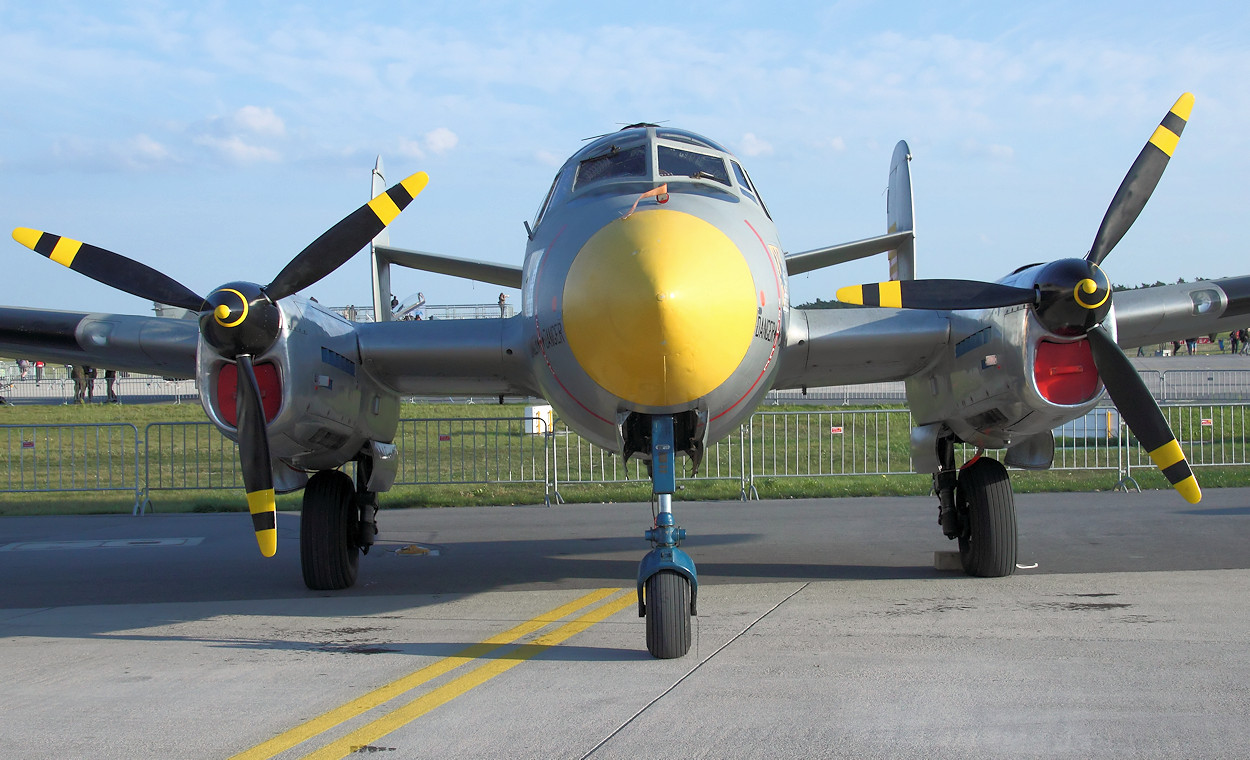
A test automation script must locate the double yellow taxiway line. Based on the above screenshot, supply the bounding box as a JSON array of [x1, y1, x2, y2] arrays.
[[231, 587, 635, 760]]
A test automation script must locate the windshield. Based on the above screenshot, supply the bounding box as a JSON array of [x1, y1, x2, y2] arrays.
[[573, 145, 647, 190], [657, 145, 729, 186]]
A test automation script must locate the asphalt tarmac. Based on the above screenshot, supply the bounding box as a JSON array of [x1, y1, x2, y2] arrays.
[[2, 488, 1248, 758]]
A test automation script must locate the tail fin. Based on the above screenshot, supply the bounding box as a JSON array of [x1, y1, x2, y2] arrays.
[[887, 140, 916, 281], [370, 155, 393, 321]]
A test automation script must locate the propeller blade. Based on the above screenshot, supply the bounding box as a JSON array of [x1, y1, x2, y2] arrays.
[[1087, 93, 1194, 265], [835, 279, 1036, 310], [1087, 326, 1200, 503], [12, 228, 205, 311], [235, 355, 278, 556], [266, 172, 429, 300]]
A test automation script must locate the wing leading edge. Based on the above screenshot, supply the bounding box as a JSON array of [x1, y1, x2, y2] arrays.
[[0, 306, 199, 377]]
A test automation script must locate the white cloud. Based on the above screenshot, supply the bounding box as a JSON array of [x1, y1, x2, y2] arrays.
[[50, 133, 176, 171], [397, 137, 426, 159], [959, 139, 1015, 163], [193, 134, 280, 164], [395, 128, 459, 159], [424, 127, 458, 155], [535, 150, 564, 167], [738, 132, 774, 157], [232, 105, 285, 137]]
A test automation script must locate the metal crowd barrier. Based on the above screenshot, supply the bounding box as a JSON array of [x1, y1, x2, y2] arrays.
[[392, 417, 551, 502], [1, 376, 198, 405], [6, 405, 1250, 511], [548, 418, 752, 500], [760, 369, 1250, 405], [0, 423, 143, 511]]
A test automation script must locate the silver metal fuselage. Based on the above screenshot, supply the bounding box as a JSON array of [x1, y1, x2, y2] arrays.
[[520, 127, 789, 453]]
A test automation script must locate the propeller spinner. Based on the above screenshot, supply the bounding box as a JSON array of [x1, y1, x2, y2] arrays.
[[836, 93, 1200, 503], [13, 171, 430, 554]]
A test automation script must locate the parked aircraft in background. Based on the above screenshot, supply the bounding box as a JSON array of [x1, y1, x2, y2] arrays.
[[4, 93, 1244, 658]]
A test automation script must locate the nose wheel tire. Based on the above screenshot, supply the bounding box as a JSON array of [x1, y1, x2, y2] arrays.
[[644, 570, 692, 659], [300, 470, 360, 590], [956, 457, 1018, 578]]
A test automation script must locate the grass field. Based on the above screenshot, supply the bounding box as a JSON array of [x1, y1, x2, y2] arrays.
[[2, 399, 1247, 516]]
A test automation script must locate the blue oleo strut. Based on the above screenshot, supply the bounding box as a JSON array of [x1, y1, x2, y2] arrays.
[[637, 414, 698, 616]]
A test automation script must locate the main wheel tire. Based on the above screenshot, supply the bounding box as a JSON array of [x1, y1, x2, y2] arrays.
[[644, 570, 692, 659], [300, 470, 359, 590], [957, 457, 1018, 578]]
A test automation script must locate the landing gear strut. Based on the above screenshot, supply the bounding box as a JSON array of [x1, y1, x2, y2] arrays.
[[637, 415, 697, 659], [300, 459, 379, 591], [933, 438, 1017, 578]]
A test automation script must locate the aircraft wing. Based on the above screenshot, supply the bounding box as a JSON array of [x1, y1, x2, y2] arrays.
[[0, 306, 199, 377], [354, 315, 539, 396], [0, 303, 542, 398], [1113, 276, 1250, 347], [776, 274, 1250, 392], [775, 306, 951, 389]]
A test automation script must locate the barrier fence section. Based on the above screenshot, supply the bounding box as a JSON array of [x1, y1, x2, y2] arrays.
[[8, 405, 1250, 509], [548, 418, 751, 500], [143, 422, 245, 512], [392, 417, 551, 502], [0, 423, 142, 511]]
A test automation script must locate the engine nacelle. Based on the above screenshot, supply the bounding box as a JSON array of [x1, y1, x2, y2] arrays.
[[198, 298, 401, 489], [906, 300, 1108, 460]]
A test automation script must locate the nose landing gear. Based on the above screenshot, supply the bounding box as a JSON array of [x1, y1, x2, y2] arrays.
[[636, 415, 697, 659]]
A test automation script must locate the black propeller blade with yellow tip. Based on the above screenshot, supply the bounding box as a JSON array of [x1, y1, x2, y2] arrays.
[[235, 354, 277, 556], [267, 172, 428, 300], [11, 228, 206, 311], [835, 279, 1036, 310], [1087, 92, 1193, 266], [11, 171, 430, 554], [832, 94, 1201, 502], [1087, 326, 1199, 503]]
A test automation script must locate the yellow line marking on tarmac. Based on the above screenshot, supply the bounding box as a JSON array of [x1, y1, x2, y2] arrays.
[[231, 588, 624, 760], [301, 592, 636, 760]]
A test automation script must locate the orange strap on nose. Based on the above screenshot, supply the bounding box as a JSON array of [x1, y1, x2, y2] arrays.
[[625, 184, 669, 219]]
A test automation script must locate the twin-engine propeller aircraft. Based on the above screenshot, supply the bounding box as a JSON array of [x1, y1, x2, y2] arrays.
[[4, 93, 1248, 658]]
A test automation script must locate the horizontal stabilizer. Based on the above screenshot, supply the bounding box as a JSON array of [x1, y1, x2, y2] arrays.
[[784, 231, 913, 277], [373, 244, 522, 289]]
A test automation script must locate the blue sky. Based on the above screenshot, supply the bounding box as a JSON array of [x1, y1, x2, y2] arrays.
[[2, 1, 1248, 314]]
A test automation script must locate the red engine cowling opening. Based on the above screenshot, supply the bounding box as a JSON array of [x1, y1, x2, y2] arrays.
[[217, 362, 282, 426], [1034, 339, 1100, 405]]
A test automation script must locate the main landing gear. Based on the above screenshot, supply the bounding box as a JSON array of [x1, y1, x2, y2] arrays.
[[300, 458, 379, 591], [933, 438, 1017, 578], [637, 415, 698, 659]]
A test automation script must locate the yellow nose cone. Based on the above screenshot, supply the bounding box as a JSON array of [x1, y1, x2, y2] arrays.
[[563, 208, 757, 407]]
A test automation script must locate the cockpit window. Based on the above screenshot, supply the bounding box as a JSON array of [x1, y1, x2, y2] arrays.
[[573, 144, 647, 190], [731, 162, 756, 203], [656, 129, 727, 152], [532, 170, 562, 229], [658, 145, 730, 186], [731, 160, 771, 219]]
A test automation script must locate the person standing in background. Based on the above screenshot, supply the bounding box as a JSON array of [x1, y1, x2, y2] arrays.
[[105, 369, 118, 403], [84, 365, 97, 402], [70, 365, 85, 404]]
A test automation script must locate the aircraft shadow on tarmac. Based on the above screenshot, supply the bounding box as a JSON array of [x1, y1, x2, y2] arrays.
[[3, 489, 1248, 643], [68, 630, 654, 663]]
